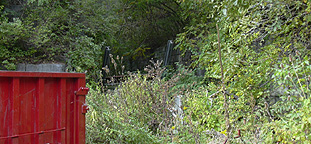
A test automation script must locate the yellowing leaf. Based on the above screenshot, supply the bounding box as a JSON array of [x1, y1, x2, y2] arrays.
[[183, 106, 188, 110], [220, 129, 227, 136]]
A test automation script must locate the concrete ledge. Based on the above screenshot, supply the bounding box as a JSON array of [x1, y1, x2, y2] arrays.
[[17, 64, 66, 72]]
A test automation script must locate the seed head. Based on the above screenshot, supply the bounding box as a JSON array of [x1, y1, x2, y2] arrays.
[[280, 64, 284, 69], [295, 50, 300, 56], [289, 54, 292, 62], [102, 66, 110, 74], [264, 102, 269, 109]]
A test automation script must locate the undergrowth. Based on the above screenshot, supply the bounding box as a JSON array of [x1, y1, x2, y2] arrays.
[[86, 53, 311, 143]]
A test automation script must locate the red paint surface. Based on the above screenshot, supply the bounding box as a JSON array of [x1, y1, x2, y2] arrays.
[[0, 71, 88, 144]]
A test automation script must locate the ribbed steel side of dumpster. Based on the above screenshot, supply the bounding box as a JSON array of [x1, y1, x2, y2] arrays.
[[0, 71, 89, 144]]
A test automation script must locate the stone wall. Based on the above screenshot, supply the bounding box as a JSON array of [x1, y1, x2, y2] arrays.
[[16, 64, 66, 72]]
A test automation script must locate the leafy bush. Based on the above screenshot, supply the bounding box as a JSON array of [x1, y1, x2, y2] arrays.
[[0, 0, 115, 77], [174, 0, 311, 142], [260, 52, 311, 143], [0, 6, 34, 69], [86, 60, 179, 143], [86, 88, 162, 144]]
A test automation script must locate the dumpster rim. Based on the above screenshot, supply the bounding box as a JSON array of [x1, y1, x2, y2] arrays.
[[0, 71, 85, 78]]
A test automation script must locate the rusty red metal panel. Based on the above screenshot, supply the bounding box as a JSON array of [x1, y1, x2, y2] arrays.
[[0, 71, 88, 144]]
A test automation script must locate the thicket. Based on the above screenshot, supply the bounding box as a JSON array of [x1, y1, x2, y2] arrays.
[[86, 0, 311, 143], [175, 0, 311, 143], [1, 0, 311, 143], [0, 0, 183, 72]]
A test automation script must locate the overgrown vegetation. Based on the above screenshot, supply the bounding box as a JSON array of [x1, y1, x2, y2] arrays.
[[175, 0, 311, 143], [1, 0, 311, 143]]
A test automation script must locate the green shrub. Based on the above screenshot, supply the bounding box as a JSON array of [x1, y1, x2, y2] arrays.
[[86, 60, 178, 143], [0, 7, 34, 69], [86, 88, 162, 144]]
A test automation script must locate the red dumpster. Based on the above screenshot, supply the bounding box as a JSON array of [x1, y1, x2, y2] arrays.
[[0, 71, 89, 144]]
